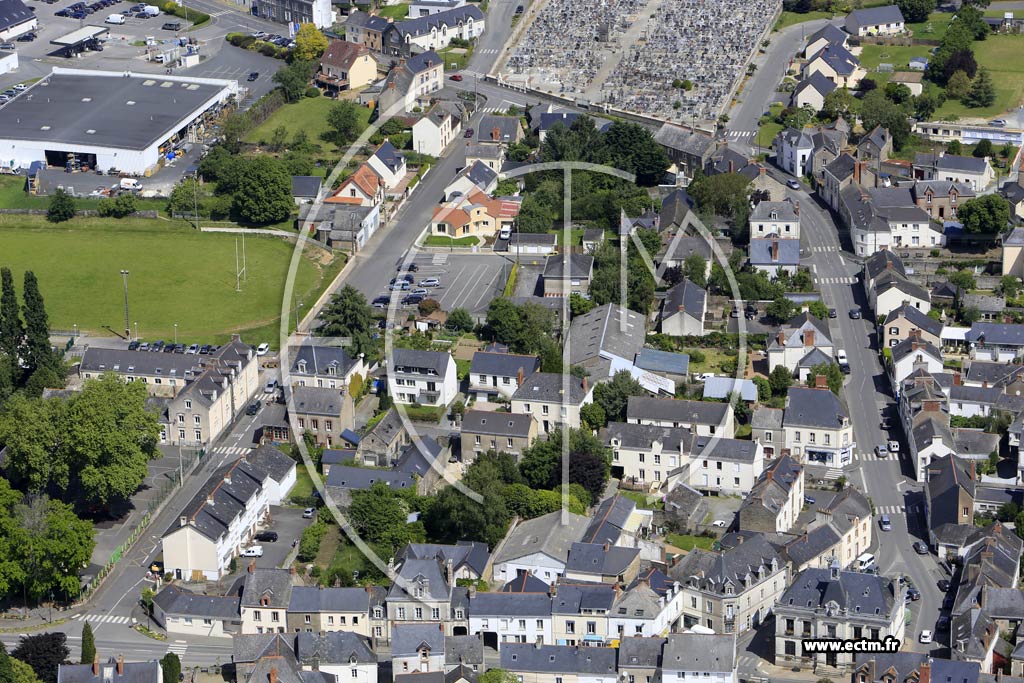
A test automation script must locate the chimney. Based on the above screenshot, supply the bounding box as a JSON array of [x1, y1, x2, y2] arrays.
[[923, 399, 940, 412], [804, 329, 815, 348], [759, 166, 766, 176], [765, 469, 774, 481], [794, 201, 800, 216], [179, 515, 187, 527], [854, 160, 862, 184], [550, 582, 557, 597], [737, 535, 744, 544], [248, 560, 256, 574], [728, 160, 735, 174], [771, 239, 779, 262], [388, 80, 395, 91], [969, 460, 976, 480], [678, 303, 686, 312], [582, 377, 588, 394], [491, 127, 500, 141], [117, 656, 123, 676], [270, 668, 278, 683], [814, 374, 827, 389], [517, 367, 524, 385], [777, 331, 786, 346], [93, 655, 99, 676], [290, 565, 296, 576], [920, 660, 930, 683], [446, 558, 454, 587], [603, 542, 610, 551], [909, 329, 922, 342], [953, 373, 962, 386]]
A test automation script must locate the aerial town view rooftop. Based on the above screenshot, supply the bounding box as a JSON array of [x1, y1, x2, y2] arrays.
[[0, 0, 1023, 683]]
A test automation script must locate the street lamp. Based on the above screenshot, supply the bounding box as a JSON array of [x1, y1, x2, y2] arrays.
[[120, 270, 130, 340], [174, 323, 178, 345]]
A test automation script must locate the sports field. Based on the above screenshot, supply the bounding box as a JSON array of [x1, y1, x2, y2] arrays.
[[0, 215, 340, 344]]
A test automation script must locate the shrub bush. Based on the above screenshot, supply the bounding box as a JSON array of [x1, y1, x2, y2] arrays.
[[297, 521, 328, 562], [305, 86, 321, 98], [259, 43, 279, 57]]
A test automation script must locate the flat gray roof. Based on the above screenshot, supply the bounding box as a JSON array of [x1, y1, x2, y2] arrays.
[[51, 25, 108, 46], [0, 71, 231, 151]]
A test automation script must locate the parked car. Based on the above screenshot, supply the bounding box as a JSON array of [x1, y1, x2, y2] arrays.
[[828, 308, 837, 318], [0, 43, 16, 50], [256, 342, 270, 355], [836, 349, 848, 365], [786, 179, 800, 190], [128, 340, 140, 350], [906, 587, 921, 601], [402, 294, 424, 306], [16, 32, 36, 41], [247, 71, 259, 81], [163, 342, 176, 353], [254, 531, 278, 542], [245, 400, 261, 416], [919, 630, 932, 644], [420, 278, 440, 287], [888, 440, 899, 454], [913, 541, 929, 554], [241, 545, 263, 557], [410, 288, 428, 296], [372, 295, 390, 308], [173, 343, 186, 353], [711, 520, 727, 528], [186, 343, 199, 354], [938, 579, 951, 592], [879, 514, 892, 532], [151, 340, 165, 352], [199, 344, 212, 354], [302, 507, 316, 519], [389, 280, 410, 291], [464, 128, 474, 138]]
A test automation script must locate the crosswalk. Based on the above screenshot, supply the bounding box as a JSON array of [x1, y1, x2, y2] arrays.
[[167, 642, 189, 657], [475, 48, 499, 55], [72, 613, 131, 625], [852, 451, 898, 461], [479, 106, 510, 113], [815, 276, 857, 285], [207, 9, 231, 16], [462, 69, 485, 79], [432, 253, 449, 265], [737, 654, 761, 672], [876, 505, 908, 515], [723, 130, 756, 140], [808, 245, 835, 252], [212, 445, 249, 457]]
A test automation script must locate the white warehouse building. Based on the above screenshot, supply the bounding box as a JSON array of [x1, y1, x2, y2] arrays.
[[0, 68, 238, 175]]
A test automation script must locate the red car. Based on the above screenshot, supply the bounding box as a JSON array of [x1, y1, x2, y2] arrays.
[[449, 73, 463, 81]]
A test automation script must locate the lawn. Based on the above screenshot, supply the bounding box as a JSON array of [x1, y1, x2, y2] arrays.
[[0, 215, 337, 342], [774, 10, 831, 30], [858, 44, 932, 71], [935, 35, 1024, 118], [666, 533, 715, 551], [684, 347, 734, 375], [377, 3, 408, 18], [619, 490, 664, 510], [289, 463, 317, 505], [756, 119, 783, 149], [423, 235, 480, 247], [246, 96, 373, 152], [438, 45, 472, 71], [907, 12, 951, 41]]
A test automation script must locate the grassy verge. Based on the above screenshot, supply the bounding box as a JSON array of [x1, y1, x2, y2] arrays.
[[423, 235, 480, 247], [775, 10, 831, 30], [502, 262, 518, 296], [666, 533, 715, 551], [0, 215, 332, 341], [907, 12, 950, 41], [438, 44, 473, 71], [859, 44, 932, 71], [0, 176, 166, 212], [684, 348, 734, 375], [290, 465, 316, 504]]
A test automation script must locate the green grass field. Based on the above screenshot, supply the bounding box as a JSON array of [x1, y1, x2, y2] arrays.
[[935, 35, 1024, 118], [246, 96, 373, 152], [775, 10, 831, 31], [666, 533, 715, 551], [907, 12, 951, 41], [377, 3, 408, 18], [0, 216, 338, 343], [858, 44, 932, 71]]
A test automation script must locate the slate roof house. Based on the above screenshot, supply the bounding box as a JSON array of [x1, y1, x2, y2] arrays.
[[662, 633, 738, 683], [844, 5, 905, 35], [669, 532, 787, 634], [661, 279, 707, 336], [468, 351, 540, 401], [767, 312, 834, 380], [490, 509, 589, 584], [626, 396, 734, 438], [782, 384, 854, 469], [460, 409, 537, 458], [738, 455, 804, 534], [511, 372, 593, 434], [774, 563, 905, 672], [913, 152, 995, 192], [57, 659, 161, 683], [151, 584, 241, 638], [567, 303, 646, 378]]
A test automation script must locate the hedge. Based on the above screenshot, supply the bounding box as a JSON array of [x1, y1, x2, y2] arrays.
[[162, 2, 210, 28]]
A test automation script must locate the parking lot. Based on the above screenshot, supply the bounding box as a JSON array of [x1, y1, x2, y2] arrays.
[[250, 505, 312, 570], [374, 252, 514, 320]]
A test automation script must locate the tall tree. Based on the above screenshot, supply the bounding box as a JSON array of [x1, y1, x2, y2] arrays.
[[0, 641, 14, 683], [45, 190, 75, 223], [233, 156, 293, 224], [946, 70, 972, 100], [769, 365, 793, 396], [10, 659, 41, 683], [79, 622, 94, 665], [804, 362, 844, 395], [682, 254, 708, 288], [272, 60, 313, 103], [958, 194, 1011, 234], [159, 654, 181, 683], [0, 268, 22, 383], [592, 371, 645, 424], [292, 23, 327, 61], [316, 285, 375, 359], [326, 101, 363, 146], [897, 0, 935, 22], [11, 633, 69, 683], [20, 272, 61, 386], [965, 67, 995, 108]]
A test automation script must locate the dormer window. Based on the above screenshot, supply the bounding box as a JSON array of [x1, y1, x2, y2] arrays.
[[297, 360, 307, 373]]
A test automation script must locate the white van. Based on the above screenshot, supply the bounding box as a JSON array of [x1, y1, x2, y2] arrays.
[[105, 13, 125, 23], [856, 553, 876, 572], [142, 4, 160, 15], [241, 545, 263, 557]]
